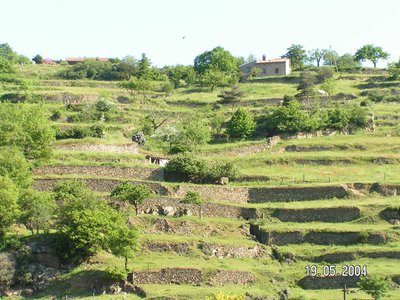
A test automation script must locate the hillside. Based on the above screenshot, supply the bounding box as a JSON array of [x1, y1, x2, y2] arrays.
[[1, 64, 400, 300]]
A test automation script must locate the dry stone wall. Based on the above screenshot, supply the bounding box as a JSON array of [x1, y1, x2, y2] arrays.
[[299, 276, 360, 289], [52, 143, 139, 154], [250, 224, 388, 246], [271, 207, 361, 222], [34, 165, 164, 181], [208, 270, 254, 285], [139, 198, 258, 219], [129, 268, 202, 285]]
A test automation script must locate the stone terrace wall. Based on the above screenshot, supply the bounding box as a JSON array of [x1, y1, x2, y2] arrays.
[[250, 224, 388, 246], [271, 207, 361, 222], [173, 185, 249, 203], [208, 270, 254, 285], [33, 178, 170, 195], [248, 186, 348, 202], [129, 268, 202, 285], [52, 143, 139, 154], [299, 276, 360, 289], [34, 165, 164, 181], [139, 198, 258, 219]]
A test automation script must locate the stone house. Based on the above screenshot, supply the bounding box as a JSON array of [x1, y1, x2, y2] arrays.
[[239, 55, 291, 77]]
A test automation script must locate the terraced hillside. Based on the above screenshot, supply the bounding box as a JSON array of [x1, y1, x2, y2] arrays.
[[2, 65, 400, 299]]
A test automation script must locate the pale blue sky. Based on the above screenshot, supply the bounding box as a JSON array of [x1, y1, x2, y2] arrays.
[[1, 0, 399, 67]]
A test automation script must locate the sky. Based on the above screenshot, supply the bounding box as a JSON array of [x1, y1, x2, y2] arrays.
[[1, 0, 399, 67]]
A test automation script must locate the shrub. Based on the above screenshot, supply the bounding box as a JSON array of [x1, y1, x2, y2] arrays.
[[164, 152, 237, 184], [106, 267, 128, 282], [50, 109, 62, 121], [227, 108, 255, 139]]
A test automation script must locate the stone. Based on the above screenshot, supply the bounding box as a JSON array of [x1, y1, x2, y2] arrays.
[[161, 206, 175, 216], [219, 177, 229, 185], [390, 219, 400, 225]]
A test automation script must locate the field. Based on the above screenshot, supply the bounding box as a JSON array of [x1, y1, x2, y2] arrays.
[[2, 64, 400, 299]]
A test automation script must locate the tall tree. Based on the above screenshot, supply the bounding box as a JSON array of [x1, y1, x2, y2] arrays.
[[308, 49, 328, 67], [32, 54, 43, 64], [194, 46, 239, 75], [282, 44, 307, 70], [201, 69, 229, 91], [227, 108, 256, 139], [137, 53, 151, 79], [355, 44, 389, 68], [0, 43, 17, 62]]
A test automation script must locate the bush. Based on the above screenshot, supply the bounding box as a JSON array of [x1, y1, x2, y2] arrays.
[[106, 267, 128, 282], [50, 109, 62, 121], [227, 108, 255, 139], [164, 152, 237, 184]]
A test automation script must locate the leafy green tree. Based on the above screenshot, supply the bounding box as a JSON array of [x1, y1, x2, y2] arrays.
[[32, 54, 43, 64], [137, 53, 151, 79], [55, 180, 138, 263], [180, 191, 203, 219], [177, 117, 211, 151], [358, 275, 391, 300], [0, 104, 55, 163], [0, 147, 32, 189], [0, 176, 19, 239], [283, 44, 307, 70], [217, 85, 245, 110], [0, 43, 17, 61], [0, 57, 16, 73], [120, 77, 154, 99], [267, 99, 314, 134], [227, 108, 255, 139], [308, 48, 328, 67], [336, 53, 361, 71], [140, 113, 169, 136], [326, 107, 349, 130], [163, 65, 196, 88], [201, 69, 230, 91], [108, 218, 139, 271], [296, 70, 317, 98], [323, 49, 339, 66], [18, 190, 55, 235], [355, 44, 389, 68], [111, 182, 151, 215], [194, 46, 239, 75], [388, 61, 400, 79], [316, 67, 335, 84]]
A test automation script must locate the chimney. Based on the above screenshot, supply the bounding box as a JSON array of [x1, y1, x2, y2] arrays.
[[262, 54, 266, 61]]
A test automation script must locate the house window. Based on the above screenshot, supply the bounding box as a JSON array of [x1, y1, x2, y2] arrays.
[[275, 68, 279, 74]]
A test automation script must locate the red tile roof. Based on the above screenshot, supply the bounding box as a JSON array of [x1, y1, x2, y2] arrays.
[[256, 58, 290, 64]]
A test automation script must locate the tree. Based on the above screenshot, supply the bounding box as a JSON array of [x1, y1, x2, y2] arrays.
[[0, 57, 16, 74], [163, 65, 196, 88], [111, 182, 151, 215], [358, 275, 391, 300], [267, 99, 314, 134], [320, 78, 337, 96], [194, 46, 239, 75], [336, 53, 361, 71], [177, 117, 211, 151], [282, 44, 307, 70], [0, 43, 17, 62], [137, 53, 151, 79], [217, 85, 245, 110], [296, 71, 317, 99], [227, 108, 255, 139], [0, 104, 55, 163], [55, 180, 139, 263], [355, 44, 389, 68], [0, 176, 19, 239], [308, 49, 328, 67], [108, 218, 139, 271], [201, 69, 230, 91], [120, 78, 154, 99], [180, 191, 203, 219], [388, 61, 400, 79], [18, 190, 55, 235], [32, 54, 43, 64], [0, 147, 32, 189], [152, 125, 180, 150]]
